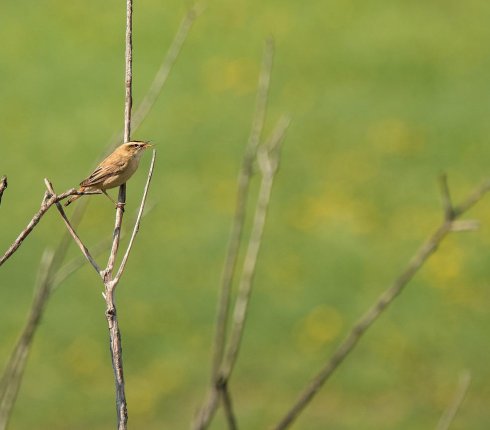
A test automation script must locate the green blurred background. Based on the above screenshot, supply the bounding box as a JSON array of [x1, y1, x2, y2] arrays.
[[2, 0, 490, 428]]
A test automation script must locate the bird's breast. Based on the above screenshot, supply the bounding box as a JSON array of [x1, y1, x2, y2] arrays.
[[100, 157, 140, 189]]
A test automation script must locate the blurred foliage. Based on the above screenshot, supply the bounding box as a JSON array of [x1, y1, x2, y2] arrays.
[[1, 0, 490, 429]]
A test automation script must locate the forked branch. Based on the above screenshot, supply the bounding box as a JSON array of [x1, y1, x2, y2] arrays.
[[272, 176, 490, 430]]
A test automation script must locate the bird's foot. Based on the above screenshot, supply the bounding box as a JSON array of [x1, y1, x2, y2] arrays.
[[116, 202, 126, 212]]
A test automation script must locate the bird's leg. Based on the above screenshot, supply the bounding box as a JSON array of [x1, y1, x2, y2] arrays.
[[101, 189, 125, 211]]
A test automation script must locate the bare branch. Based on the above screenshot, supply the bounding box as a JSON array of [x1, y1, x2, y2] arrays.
[[194, 37, 276, 430], [131, 4, 204, 133], [101, 2, 134, 428], [220, 382, 238, 430], [0, 201, 154, 429], [450, 220, 480, 232], [453, 179, 490, 217], [113, 149, 156, 284], [0, 188, 99, 268], [105, 185, 126, 279], [104, 286, 127, 430], [123, 0, 133, 144], [44, 180, 103, 277], [212, 37, 275, 382], [0, 250, 54, 430], [436, 370, 471, 430], [439, 173, 454, 221], [0, 176, 7, 206], [220, 117, 289, 380], [272, 178, 490, 430]]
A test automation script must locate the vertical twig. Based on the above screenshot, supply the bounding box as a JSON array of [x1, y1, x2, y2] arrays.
[[212, 37, 275, 382], [193, 38, 275, 430], [101, 1, 134, 428], [114, 149, 156, 283], [0, 176, 7, 206], [221, 382, 238, 430], [439, 173, 454, 221], [123, 0, 133, 144], [220, 117, 290, 379], [436, 370, 471, 430]]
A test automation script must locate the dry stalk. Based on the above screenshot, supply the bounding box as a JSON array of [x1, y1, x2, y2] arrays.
[[0, 188, 100, 267], [213, 37, 275, 380], [0, 205, 152, 430], [436, 370, 471, 430], [272, 177, 490, 430], [0, 250, 54, 430], [193, 116, 290, 430], [193, 37, 275, 430], [221, 116, 290, 379], [0, 176, 7, 206]]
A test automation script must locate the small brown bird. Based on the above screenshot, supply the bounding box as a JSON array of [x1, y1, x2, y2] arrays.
[[65, 141, 152, 206]]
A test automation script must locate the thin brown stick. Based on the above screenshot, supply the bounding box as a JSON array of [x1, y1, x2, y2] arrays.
[[0, 250, 54, 430], [194, 117, 289, 430], [221, 117, 290, 379], [439, 173, 454, 221], [436, 370, 471, 430], [131, 4, 204, 133], [212, 37, 275, 381], [123, 0, 133, 144], [0, 176, 7, 206], [0, 200, 153, 428], [272, 178, 490, 430], [193, 38, 276, 430], [220, 382, 238, 430], [113, 149, 156, 284], [0, 188, 100, 267], [101, 1, 133, 428], [44, 179, 103, 277]]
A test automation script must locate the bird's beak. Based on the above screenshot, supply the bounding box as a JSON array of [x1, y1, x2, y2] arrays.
[[142, 141, 153, 149]]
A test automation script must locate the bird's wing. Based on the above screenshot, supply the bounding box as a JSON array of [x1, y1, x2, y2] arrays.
[[80, 158, 128, 187]]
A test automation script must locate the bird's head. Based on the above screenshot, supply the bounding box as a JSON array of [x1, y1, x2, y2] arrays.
[[122, 141, 153, 158]]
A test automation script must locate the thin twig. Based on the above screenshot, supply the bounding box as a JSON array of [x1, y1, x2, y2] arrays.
[[220, 382, 238, 430], [436, 370, 471, 430], [439, 173, 454, 221], [50, 203, 155, 290], [131, 4, 204, 133], [0, 188, 100, 268], [102, 1, 133, 428], [0, 176, 7, 206], [44, 179, 103, 277], [113, 149, 156, 284], [123, 0, 133, 144], [0, 197, 155, 430], [212, 37, 275, 381], [0, 250, 54, 430], [221, 117, 289, 380], [105, 185, 126, 279], [272, 178, 490, 430], [193, 37, 276, 430]]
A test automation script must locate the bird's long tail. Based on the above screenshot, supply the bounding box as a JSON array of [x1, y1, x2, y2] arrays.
[[65, 190, 82, 206]]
